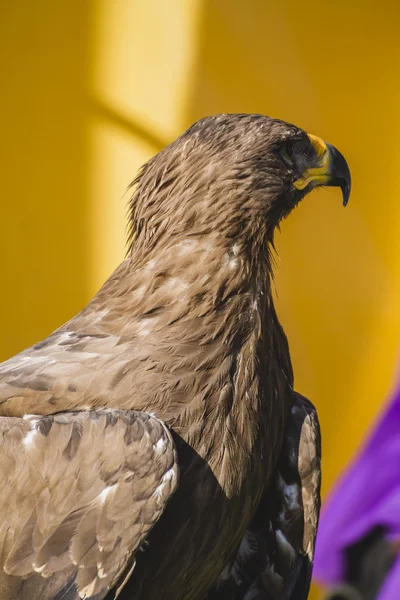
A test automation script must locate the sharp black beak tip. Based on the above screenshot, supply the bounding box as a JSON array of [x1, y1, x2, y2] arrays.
[[326, 143, 351, 208], [342, 183, 350, 207]]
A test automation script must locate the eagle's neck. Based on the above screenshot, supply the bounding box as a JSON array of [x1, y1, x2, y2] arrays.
[[89, 235, 294, 495]]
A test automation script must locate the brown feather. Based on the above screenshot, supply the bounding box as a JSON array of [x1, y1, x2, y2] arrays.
[[0, 411, 177, 599]]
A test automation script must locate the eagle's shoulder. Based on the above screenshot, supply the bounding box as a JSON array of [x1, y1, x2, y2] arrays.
[[0, 408, 178, 599]]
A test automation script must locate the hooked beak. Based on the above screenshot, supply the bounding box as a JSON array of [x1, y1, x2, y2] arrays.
[[293, 134, 351, 207]]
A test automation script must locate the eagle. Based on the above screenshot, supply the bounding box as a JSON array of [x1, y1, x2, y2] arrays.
[[0, 114, 350, 600]]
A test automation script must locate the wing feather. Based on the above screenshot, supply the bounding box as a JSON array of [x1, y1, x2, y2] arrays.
[[209, 392, 321, 599], [0, 409, 178, 600]]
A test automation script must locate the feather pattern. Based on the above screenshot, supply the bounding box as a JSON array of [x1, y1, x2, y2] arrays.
[[0, 410, 177, 600]]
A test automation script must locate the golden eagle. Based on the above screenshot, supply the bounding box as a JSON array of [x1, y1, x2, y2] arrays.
[[0, 114, 350, 599]]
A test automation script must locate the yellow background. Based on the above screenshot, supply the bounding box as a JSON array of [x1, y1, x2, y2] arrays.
[[1, 1, 400, 595]]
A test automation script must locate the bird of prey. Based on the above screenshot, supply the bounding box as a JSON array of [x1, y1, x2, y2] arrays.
[[0, 114, 350, 600]]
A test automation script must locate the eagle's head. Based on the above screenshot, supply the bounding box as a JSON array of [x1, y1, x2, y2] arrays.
[[129, 114, 351, 251]]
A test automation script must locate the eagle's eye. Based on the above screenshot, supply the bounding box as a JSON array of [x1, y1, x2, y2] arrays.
[[278, 136, 317, 177], [280, 144, 293, 168], [278, 138, 302, 168]]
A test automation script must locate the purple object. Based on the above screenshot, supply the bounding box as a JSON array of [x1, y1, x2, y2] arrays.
[[313, 375, 400, 595]]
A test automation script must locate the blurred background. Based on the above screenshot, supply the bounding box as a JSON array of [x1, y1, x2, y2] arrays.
[[1, 1, 400, 597]]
